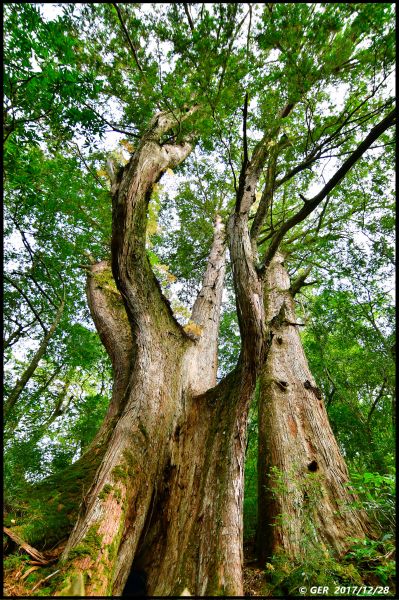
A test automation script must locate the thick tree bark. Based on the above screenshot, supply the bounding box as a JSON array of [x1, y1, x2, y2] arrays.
[[58, 219, 251, 596], [123, 208, 264, 596], [126, 368, 249, 596], [111, 216, 239, 597], [257, 252, 371, 563], [28, 101, 382, 597], [58, 112, 194, 595], [85, 260, 134, 442]]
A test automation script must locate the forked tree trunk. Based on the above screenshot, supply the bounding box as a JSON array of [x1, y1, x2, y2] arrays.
[[11, 99, 389, 596], [55, 110, 263, 596], [257, 252, 371, 564], [58, 225, 250, 596]]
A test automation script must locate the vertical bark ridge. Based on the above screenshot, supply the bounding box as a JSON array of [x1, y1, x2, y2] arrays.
[[185, 214, 226, 395], [60, 335, 186, 595], [257, 252, 371, 563], [228, 212, 266, 369]]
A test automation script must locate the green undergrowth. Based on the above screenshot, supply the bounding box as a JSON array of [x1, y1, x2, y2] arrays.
[[25, 564, 66, 596], [261, 534, 396, 597], [3, 552, 30, 573], [256, 466, 396, 596], [346, 535, 396, 587], [4, 449, 102, 550]]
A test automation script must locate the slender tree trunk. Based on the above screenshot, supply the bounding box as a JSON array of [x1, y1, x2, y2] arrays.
[[4, 296, 65, 423], [257, 252, 372, 564], [42, 373, 73, 429]]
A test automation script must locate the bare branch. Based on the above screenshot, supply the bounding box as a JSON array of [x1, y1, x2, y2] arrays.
[[82, 101, 140, 138], [4, 294, 65, 422], [112, 3, 146, 76], [4, 275, 48, 334], [183, 3, 195, 32], [3, 527, 49, 564], [69, 142, 108, 189], [261, 108, 396, 271], [367, 378, 387, 426], [275, 96, 394, 189], [246, 4, 253, 60]]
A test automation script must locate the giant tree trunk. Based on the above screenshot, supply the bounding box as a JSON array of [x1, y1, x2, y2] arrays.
[[257, 252, 371, 564], [58, 225, 249, 596], [53, 110, 264, 597]]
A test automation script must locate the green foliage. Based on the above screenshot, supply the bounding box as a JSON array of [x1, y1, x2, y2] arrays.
[[265, 545, 363, 597], [98, 483, 113, 501], [300, 285, 395, 473], [347, 470, 396, 535], [346, 536, 395, 586], [262, 466, 396, 594], [266, 465, 325, 547], [4, 4, 105, 145], [3, 553, 31, 572]]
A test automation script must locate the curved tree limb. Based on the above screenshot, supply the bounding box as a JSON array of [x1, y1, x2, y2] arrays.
[[111, 107, 198, 338]]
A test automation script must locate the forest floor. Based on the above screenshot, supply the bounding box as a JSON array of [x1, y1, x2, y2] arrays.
[[4, 548, 270, 598], [243, 539, 270, 596], [2, 536, 67, 597]]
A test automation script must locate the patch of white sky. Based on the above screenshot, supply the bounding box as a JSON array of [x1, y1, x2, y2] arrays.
[[33, 4, 349, 198]]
